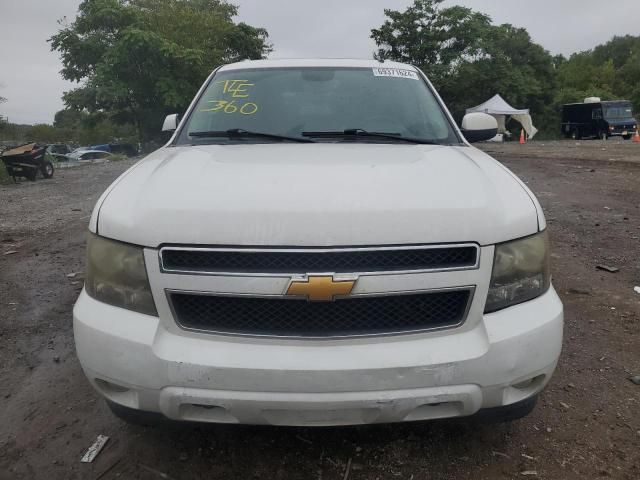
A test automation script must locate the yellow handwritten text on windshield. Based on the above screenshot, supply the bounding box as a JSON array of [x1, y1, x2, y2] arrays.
[[202, 100, 258, 115], [217, 80, 254, 98], [200, 79, 259, 115]]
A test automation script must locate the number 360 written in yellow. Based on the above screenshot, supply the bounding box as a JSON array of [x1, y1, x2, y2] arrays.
[[201, 100, 258, 115]]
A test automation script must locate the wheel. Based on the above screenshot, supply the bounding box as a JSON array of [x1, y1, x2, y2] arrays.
[[571, 130, 580, 140], [599, 131, 608, 141], [623, 135, 632, 141], [473, 395, 538, 424], [106, 400, 165, 426], [41, 161, 54, 179]]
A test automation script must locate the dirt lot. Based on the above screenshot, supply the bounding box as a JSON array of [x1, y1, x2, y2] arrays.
[[1, 141, 639, 480]]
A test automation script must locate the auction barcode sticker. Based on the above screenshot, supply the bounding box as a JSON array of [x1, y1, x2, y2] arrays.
[[372, 67, 419, 80]]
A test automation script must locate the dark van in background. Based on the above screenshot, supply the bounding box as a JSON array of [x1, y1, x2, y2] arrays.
[[561, 99, 637, 140]]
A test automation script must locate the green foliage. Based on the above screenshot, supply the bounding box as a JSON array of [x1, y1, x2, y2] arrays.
[[450, 24, 557, 127], [0, 109, 137, 149], [85, 121, 136, 145], [0, 161, 10, 184], [49, 0, 271, 142], [372, 0, 557, 130], [27, 124, 62, 144], [54, 108, 86, 130], [372, 0, 492, 91], [558, 36, 640, 109], [0, 122, 31, 144], [372, 1, 640, 137]]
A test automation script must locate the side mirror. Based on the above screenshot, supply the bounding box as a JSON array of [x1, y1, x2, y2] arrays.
[[162, 113, 179, 132], [461, 113, 498, 143]]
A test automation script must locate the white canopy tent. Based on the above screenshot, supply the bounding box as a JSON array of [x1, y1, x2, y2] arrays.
[[466, 94, 538, 139]]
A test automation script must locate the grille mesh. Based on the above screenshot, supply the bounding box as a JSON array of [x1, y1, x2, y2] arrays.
[[162, 246, 477, 274], [170, 290, 471, 337]]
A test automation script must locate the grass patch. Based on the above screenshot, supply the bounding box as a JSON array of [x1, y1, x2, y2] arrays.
[[0, 162, 11, 184]]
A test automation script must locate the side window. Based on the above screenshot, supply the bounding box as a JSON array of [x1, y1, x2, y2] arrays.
[[592, 109, 603, 120]]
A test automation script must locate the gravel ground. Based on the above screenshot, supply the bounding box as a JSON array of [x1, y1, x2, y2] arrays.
[[481, 137, 640, 162], [1, 142, 639, 480]]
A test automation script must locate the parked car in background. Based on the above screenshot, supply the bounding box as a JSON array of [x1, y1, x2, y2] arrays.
[[69, 146, 90, 156], [90, 144, 111, 152], [68, 149, 113, 162], [75, 59, 563, 428], [89, 143, 138, 157], [46, 144, 72, 161], [110, 143, 138, 157], [562, 98, 638, 140]]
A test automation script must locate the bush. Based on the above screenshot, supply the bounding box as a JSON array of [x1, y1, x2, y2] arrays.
[[0, 162, 10, 183]]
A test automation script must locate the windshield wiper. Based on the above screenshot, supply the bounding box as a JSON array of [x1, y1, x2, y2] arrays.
[[189, 129, 315, 143], [302, 129, 441, 145]]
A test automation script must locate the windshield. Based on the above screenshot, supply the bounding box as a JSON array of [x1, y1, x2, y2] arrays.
[[177, 67, 460, 145], [604, 104, 634, 120]]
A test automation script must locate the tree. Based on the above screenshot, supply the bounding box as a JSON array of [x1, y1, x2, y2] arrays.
[[556, 36, 640, 114], [448, 24, 557, 123], [0, 81, 6, 105], [27, 124, 63, 144], [371, 0, 557, 130], [51, 108, 139, 146], [50, 0, 271, 141], [372, 0, 493, 90], [53, 108, 87, 130]]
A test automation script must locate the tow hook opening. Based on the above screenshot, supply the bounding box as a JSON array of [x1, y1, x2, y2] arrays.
[[94, 378, 139, 409], [513, 374, 546, 391], [95, 378, 130, 394]]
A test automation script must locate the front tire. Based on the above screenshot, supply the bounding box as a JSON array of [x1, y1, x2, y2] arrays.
[[571, 130, 581, 140], [623, 135, 632, 140]]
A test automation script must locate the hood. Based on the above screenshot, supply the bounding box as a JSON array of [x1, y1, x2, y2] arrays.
[[95, 144, 540, 247]]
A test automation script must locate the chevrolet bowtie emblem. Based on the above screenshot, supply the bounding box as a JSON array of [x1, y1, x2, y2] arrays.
[[286, 276, 356, 302]]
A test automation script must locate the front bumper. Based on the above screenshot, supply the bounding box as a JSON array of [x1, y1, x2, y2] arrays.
[[73, 286, 563, 426], [609, 126, 637, 136]]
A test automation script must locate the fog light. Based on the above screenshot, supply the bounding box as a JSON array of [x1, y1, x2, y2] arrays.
[[513, 375, 545, 390], [95, 378, 130, 394], [513, 379, 535, 389]]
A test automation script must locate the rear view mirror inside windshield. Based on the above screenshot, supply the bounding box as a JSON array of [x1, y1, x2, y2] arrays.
[[301, 70, 336, 82]]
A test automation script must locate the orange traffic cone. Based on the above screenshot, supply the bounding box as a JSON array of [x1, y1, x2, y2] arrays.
[[634, 130, 640, 143], [519, 129, 526, 145]]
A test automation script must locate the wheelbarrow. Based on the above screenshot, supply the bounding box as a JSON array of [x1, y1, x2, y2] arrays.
[[1, 143, 54, 181]]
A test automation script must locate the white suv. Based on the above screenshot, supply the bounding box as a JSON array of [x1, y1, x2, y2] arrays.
[[73, 59, 563, 426]]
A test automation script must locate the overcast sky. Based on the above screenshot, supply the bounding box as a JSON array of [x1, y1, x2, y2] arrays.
[[1, 0, 638, 125]]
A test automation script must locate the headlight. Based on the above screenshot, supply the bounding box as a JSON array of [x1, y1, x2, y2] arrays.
[[485, 231, 551, 313], [85, 233, 158, 316]]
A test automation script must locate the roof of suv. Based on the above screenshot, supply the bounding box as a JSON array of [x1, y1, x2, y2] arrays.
[[218, 58, 419, 72]]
